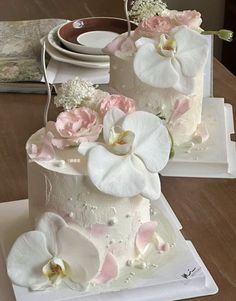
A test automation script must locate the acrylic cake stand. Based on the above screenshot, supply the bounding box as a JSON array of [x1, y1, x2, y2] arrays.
[[0, 196, 218, 301]]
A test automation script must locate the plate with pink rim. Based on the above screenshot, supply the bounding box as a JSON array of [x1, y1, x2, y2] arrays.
[[48, 26, 110, 62]]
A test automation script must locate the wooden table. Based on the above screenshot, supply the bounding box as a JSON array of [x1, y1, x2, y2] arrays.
[[0, 1, 236, 300]]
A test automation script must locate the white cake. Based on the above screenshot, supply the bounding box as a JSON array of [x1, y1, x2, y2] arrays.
[[106, 13, 210, 146], [109, 55, 205, 145], [7, 80, 173, 291], [27, 129, 151, 269]]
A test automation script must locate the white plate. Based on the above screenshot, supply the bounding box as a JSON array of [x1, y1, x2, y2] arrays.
[[42, 37, 110, 69], [77, 30, 119, 48], [48, 27, 109, 62]]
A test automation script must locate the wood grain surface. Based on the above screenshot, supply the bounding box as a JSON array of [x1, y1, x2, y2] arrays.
[[0, 1, 236, 300]]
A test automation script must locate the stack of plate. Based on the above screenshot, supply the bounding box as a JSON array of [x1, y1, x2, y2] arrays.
[[44, 17, 136, 69]]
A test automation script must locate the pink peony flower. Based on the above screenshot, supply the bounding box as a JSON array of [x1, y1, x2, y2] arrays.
[[134, 16, 174, 40], [165, 9, 202, 30], [47, 107, 102, 149], [99, 95, 136, 116]]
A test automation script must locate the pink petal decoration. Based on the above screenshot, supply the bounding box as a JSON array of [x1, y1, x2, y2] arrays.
[[135, 221, 157, 254], [103, 35, 125, 55], [192, 123, 209, 143], [103, 35, 136, 57], [88, 223, 108, 236], [93, 252, 118, 284], [120, 36, 136, 53], [28, 132, 55, 161], [168, 97, 191, 125]]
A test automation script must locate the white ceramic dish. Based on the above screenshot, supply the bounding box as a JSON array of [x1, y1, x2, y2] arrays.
[[76, 30, 119, 48], [57, 17, 136, 55], [48, 26, 110, 62], [42, 37, 110, 69]]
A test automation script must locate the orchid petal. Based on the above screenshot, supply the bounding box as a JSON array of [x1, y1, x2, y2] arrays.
[[122, 111, 171, 172], [87, 145, 145, 197], [103, 107, 125, 144], [135, 221, 157, 254], [36, 212, 66, 256], [63, 278, 82, 290], [57, 225, 101, 284], [173, 26, 209, 77], [7, 231, 52, 288], [171, 59, 195, 94], [78, 142, 98, 156], [134, 43, 179, 88], [93, 253, 118, 284], [132, 155, 161, 200], [141, 169, 161, 200], [135, 37, 156, 48]]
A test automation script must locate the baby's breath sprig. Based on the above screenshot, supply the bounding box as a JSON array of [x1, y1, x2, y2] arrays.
[[54, 78, 96, 110], [129, 0, 167, 23]]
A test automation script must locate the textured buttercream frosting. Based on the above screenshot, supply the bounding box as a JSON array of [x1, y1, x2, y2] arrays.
[[27, 128, 152, 268], [109, 55, 205, 145]]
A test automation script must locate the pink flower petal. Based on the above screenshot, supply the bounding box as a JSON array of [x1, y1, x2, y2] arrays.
[[28, 132, 55, 161], [87, 223, 108, 237], [103, 36, 126, 55], [192, 123, 209, 143], [134, 16, 174, 40], [135, 221, 157, 254], [168, 97, 191, 125], [49, 108, 102, 149], [99, 94, 136, 116], [103, 36, 136, 58], [93, 252, 118, 284]]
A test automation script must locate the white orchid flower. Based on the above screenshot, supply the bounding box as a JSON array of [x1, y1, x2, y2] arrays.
[[7, 212, 101, 291], [79, 108, 171, 200], [134, 25, 209, 94]]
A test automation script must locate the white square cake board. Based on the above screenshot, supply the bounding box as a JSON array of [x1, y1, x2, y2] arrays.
[[0, 196, 218, 301], [161, 98, 236, 178]]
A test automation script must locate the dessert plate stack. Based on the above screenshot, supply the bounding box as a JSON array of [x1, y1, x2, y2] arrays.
[[44, 17, 136, 69]]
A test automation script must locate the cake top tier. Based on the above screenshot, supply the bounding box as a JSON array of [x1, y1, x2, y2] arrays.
[[27, 128, 87, 176], [26, 79, 171, 200]]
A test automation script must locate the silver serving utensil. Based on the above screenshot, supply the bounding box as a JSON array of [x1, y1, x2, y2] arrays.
[[41, 41, 52, 126]]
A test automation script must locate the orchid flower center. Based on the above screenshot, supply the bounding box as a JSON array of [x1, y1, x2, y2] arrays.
[[108, 126, 135, 155], [42, 257, 66, 284], [157, 35, 177, 57]]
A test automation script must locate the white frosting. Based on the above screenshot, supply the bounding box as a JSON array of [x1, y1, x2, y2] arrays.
[[27, 129, 151, 267], [109, 55, 204, 145]]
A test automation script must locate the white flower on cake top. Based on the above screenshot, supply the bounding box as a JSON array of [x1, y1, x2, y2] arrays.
[[79, 107, 171, 200], [134, 26, 209, 94]]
